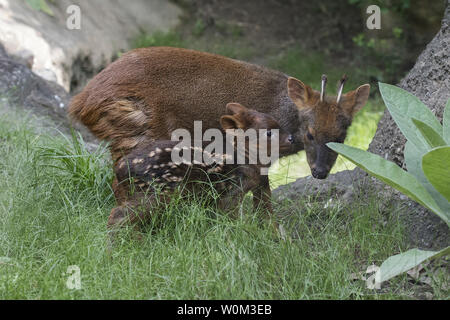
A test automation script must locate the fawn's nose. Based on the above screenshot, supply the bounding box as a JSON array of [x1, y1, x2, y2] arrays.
[[288, 135, 294, 143]]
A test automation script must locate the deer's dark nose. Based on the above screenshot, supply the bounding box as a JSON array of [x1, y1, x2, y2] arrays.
[[288, 135, 294, 143], [312, 167, 328, 179]]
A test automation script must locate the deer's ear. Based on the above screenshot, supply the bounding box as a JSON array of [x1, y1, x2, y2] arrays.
[[226, 102, 248, 115], [341, 84, 370, 117], [287, 77, 316, 110]]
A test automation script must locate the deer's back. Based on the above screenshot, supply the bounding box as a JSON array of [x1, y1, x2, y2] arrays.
[[69, 47, 295, 159]]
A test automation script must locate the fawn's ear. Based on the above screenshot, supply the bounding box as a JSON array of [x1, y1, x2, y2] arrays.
[[287, 77, 316, 110], [225, 102, 249, 115], [220, 103, 249, 130], [220, 114, 247, 130], [340, 84, 371, 117]]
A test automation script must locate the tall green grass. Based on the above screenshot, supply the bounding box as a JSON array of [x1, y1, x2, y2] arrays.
[[2, 104, 440, 300]]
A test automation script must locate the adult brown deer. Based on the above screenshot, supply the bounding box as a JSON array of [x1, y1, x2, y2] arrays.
[[69, 46, 370, 210]]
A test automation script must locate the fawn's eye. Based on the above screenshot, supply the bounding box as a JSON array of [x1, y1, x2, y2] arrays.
[[306, 132, 314, 141]]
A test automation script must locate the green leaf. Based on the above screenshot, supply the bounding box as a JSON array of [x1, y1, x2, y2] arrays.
[[375, 247, 450, 283], [39, 0, 54, 16], [327, 142, 448, 224], [405, 141, 450, 215], [444, 99, 450, 145], [25, 0, 54, 16], [25, 0, 41, 11], [379, 83, 442, 150], [422, 146, 450, 205], [412, 118, 446, 148]]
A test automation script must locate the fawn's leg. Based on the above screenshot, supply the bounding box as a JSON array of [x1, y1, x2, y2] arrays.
[[218, 186, 245, 219], [107, 196, 155, 245], [252, 175, 285, 237], [252, 175, 273, 214], [111, 177, 128, 205]]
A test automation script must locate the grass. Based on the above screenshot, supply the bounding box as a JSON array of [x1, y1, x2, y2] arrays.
[[2, 102, 448, 300]]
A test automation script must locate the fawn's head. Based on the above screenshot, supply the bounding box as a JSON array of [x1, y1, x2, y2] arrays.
[[219, 102, 294, 160], [288, 75, 370, 179]]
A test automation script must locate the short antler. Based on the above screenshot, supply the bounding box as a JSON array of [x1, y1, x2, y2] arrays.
[[320, 74, 327, 102], [336, 74, 347, 104]]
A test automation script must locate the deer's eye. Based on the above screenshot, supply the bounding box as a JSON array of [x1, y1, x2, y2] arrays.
[[306, 132, 314, 141]]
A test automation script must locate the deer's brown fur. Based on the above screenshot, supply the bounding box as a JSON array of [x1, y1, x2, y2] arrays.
[[69, 46, 370, 179]]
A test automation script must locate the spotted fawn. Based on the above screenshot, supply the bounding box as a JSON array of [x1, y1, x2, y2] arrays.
[[108, 103, 294, 236]]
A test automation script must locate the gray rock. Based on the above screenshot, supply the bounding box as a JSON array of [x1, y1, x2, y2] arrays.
[[0, 0, 181, 92], [367, 0, 450, 250], [8, 49, 34, 69], [0, 43, 96, 141], [0, 43, 7, 58], [274, 170, 363, 204]]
